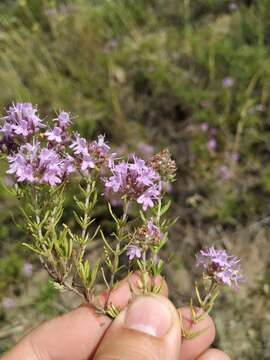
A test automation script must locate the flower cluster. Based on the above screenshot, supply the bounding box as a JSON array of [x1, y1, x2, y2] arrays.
[[222, 77, 234, 88], [196, 246, 243, 288], [126, 245, 141, 260], [0, 103, 113, 186], [148, 149, 176, 183], [1, 103, 44, 140], [126, 219, 161, 260], [1, 102, 177, 212], [7, 142, 74, 185], [105, 156, 161, 210], [45, 111, 70, 144], [70, 134, 111, 172]]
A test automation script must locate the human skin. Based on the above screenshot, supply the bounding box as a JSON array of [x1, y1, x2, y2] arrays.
[[1, 274, 230, 360]]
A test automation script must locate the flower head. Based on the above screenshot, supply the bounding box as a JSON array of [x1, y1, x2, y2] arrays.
[[55, 111, 70, 129], [2, 297, 15, 310], [207, 138, 217, 151], [129, 220, 161, 251], [126, 245, 141, 260], [7, 142, 65, 186], [105, 156, 161, 210], [200, 122, 209, 131], [70, 133, 88, 155], [71, 134, 110, 172], [147, 149, 176, 183], [62, 154, 76, 175], [222, 77, 234, 88], [225, 152, 239, 162], [1, 103, 44, 140], [229, 2, 237, 11], [22, 262, 33, 277], [45, 126, 63, 143], [196, 246, 243, 288], [137, 143, 154, 156], [218, 165, 232, 180]]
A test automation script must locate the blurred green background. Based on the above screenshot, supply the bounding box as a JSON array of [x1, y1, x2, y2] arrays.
[[0, 0, 270, 358]]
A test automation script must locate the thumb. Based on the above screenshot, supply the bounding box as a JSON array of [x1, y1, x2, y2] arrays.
[[94, 295, 181, 360]]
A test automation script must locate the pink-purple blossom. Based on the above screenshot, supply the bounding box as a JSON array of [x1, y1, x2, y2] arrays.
[[7, 142, 66, 185], [70, 134, 110, 172], [229, 2, 237, 11], [222, 77, 235, 88], [200, 122, 209, 131], [45, 126, 63, 143], [225, 152, 239, 162], [207, 138, 217, 151], [218, 165, 232, 180], [137, 143, 155, 156], [2, 297, 15, 310], [147, 219, 160, 238], [196, 246, 243, 288], [70, 133, 88, 155], [105, 156, 161, 210], [22, 262, 33, 276], [56, 111, 70, 128], [1, 103, 44, 139], [62, 154, 76, 175], [126, 245, 142, 260]]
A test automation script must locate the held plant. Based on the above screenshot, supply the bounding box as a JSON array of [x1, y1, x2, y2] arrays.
[[0, 103, 243, 336]]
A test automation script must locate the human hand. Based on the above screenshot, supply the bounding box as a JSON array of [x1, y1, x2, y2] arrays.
[[1, 274, 230, 360]]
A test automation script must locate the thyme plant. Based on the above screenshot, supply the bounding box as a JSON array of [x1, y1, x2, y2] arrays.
[[0, 103, 243, 337]]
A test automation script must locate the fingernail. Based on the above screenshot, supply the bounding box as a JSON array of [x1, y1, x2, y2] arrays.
[[125, 296, 172, 337]]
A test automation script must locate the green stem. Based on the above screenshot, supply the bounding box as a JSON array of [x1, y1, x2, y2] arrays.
[[81, 182, 92, 240], [142, 250, 148, 293], [105, 198, 129, 310]]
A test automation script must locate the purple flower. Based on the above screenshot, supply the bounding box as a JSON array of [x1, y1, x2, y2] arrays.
[[137, 185, 160, 211], [196, 246, 243, 288], [130, 220, 161, 253], [92, 135, 110, 155], [7, 142, 64, 186], [71, 134, 110, 172], [7, 148, 36, 183], [42, 165, 62, 186], [147, 219, 160, 238], [81, 153, 95, 171], [222, 77, 234, 88], [147, 149, 176, 183], [137, 143, 154, 155], [1, 103, 44, 139], [22, 262, 33, 276], [229, 2, 237, 11], [45, 126, 63, 143], [70, 134, 88, 155], [225, 152, 239, 162], [62, 155, 75, 175], [200, 122, 209, 131], [126, 245, 141, 260], [218, 165, 232, 180], [207, 138, 217, 151], [105, 156, 161, 210], [55, 111, 70, 128], [2, 297, 15, 310]]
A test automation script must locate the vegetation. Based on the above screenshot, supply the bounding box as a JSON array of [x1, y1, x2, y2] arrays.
[[0, 1, 269, 358]]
